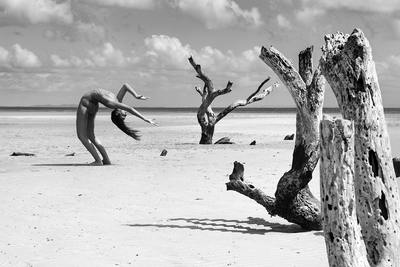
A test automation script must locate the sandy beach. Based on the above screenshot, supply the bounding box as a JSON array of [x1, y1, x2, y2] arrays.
[[1, 109, 399, 267]]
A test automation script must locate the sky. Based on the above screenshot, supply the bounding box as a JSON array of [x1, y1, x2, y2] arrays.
[[0, 0, 399, 108]]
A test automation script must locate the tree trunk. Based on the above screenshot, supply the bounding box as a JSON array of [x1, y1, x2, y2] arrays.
[[199, 124, 215, 144], [226, 46, 325, 230], [321, 28, 400, 267], [320, 117, 369, 267]]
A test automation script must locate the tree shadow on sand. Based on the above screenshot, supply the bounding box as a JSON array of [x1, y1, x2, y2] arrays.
[[125, 217, 307, 235], [33, 163, 96, 167]]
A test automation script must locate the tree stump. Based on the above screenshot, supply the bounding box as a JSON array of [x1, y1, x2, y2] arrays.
[[320, 117, 369, 267], [321, 28, 400, 266]]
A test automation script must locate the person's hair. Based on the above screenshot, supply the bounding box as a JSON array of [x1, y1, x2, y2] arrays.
[[111, 109, 141, 140]]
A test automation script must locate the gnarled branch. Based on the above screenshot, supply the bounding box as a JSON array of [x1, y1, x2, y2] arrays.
[[226, 162, 277, 215], [260, 46, 306, 108], [226, 45, 325, 230], [188, 56, 214, 93], [215, 79, 277, 123]]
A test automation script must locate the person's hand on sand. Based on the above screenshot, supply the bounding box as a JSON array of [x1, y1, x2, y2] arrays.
[[137, 95, 149, 100], [145, 118, 158, 126]]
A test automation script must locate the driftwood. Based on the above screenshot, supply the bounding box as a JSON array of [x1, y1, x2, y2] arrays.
[[320, 118, 369, 267], [188, 56, 276, 144], [10, 152, 35, 156], [284, 134, 294, 140], [65, 152, 75, 157], [393, 157, 400, 177], [214, 137, 234, 144], [226, 45, 325, 230], [321, 28, 400, 266]]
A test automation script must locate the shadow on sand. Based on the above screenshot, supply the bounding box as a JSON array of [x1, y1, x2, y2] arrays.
[[33, 163, 95, 167], [125, 217, 306, 235]]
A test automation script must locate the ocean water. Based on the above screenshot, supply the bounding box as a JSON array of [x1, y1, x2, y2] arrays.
[[0, 108, 399, 156]]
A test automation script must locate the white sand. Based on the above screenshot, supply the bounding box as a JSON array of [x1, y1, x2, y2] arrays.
[[0, 111, 399, 266]]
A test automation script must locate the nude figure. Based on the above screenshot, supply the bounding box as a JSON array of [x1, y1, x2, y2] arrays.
[[76, 83, 157, 165]]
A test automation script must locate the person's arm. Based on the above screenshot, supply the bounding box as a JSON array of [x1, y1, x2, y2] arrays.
[[117, 83, 149, 102], [127, 106, 158, 126]]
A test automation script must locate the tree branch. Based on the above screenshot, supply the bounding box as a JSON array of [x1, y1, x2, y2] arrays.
[[188, 56, 214, 93], [215, 79, 276, 123], [259, 46, 306, 108], [213, 81, 233, 97], [226, 162, 277, 215], [195, 86, 203, 97]]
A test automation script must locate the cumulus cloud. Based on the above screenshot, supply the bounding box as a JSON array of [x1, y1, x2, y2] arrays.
[[82, 0, 156, 9], [297, 0, 400, 22], [0, 0, 73, 24], [82, 0, 262, 29], [144, 34, 261, 73], [0, 44, 41, 69], [51, 42, 138, 68], [170, 0, 263, 29]]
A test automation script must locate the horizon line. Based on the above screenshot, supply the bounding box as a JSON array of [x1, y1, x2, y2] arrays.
[[1, 106, 400, 111]]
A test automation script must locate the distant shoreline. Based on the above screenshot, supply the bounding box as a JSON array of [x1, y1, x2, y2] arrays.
[[1, 106, 400, 114]]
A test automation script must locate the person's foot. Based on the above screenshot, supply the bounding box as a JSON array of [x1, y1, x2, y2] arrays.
[[102, 159, 111, 165], [89, 161, 103, 166]]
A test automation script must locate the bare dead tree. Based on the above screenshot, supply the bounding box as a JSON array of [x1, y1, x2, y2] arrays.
[[320, 117, 369, 267], [320, 28, 400, 267], [188, 56, 277, 144], [226, 46, 325, 230]]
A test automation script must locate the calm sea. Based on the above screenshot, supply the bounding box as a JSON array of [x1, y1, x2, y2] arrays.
[[0, 107, 399, 155]]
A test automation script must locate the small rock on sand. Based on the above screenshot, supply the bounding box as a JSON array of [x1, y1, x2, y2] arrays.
[[250, 140, 256, 145], [160, 149, 168, 156]]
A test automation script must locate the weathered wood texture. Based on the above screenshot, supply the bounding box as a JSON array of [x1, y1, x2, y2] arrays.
[[226, 46, 325, 230], [321, 28, 400, 267], [320, 117, 369, 267], [188, 56, 275, 144], [393, 157, 400, 177]]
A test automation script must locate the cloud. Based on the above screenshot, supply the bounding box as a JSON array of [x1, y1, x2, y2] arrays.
[[276, 14, 291, 29], [0, 44, 41, 69], [302, 0, 400, 13], [75, 21, 106, 44], [81, 0, 262, 29], [43, 21, 106, 44], [296, 7, 324, 23], [144, 34, 261, 73], [296, 0, 400, 22], [51, 42, 138, 68], [170, 0, 263, 29], [0, 0, 73, 24], [82, 0, 156, 9]]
